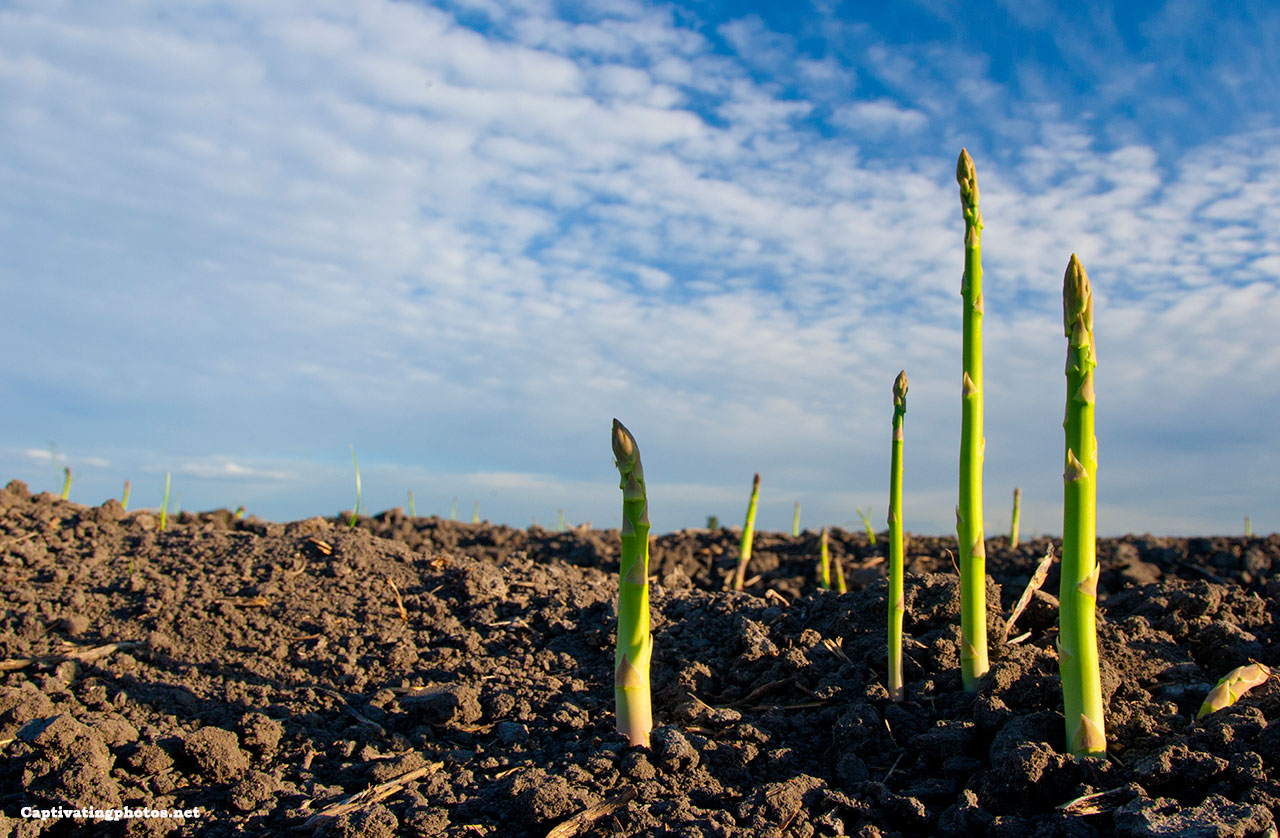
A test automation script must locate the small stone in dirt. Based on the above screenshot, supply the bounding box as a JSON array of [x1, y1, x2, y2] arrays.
[[495, 721, 528, 744], [183, 726, 249, 783], [399, 683, 482, 726]]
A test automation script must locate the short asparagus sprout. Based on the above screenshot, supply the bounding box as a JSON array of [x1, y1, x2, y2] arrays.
[[121, 480, 131, 511], [856, 507, 876, 544], [408, 491, 416, 518], [60, 466, 72, 500], [558, 509, 565, 532], [450, 497, 458, 521], [348, 446, 361, 528], [1245, 516, 1252, 537], [956, 147, 990, 691], [888, 370, 908, 701], [1198, 662, 1270, 719], [818, 526, 831, 589], [1060, 254, 1106, 757], [611, 419, 653, 748], [732, 473, 761, 591], [834, 552, 847, 594], [1010, 487, 1022, 548], [159, 472, 171, 532], [792, 502, 801, 537], [234, 505, 245, 519], [706, 515, 719, 530], [473, 502, 480, 524]]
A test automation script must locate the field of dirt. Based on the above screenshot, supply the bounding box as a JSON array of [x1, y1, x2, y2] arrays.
[[1, 479, 1278, 837]]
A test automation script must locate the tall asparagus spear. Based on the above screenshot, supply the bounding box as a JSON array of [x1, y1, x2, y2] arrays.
[[1060, 254, 1106, 757], [732, 473, 761, 591], [612, 419, 653, 748], [956, 148, 989, 690], [1010, 487, 1022, 548], [819, 526, 831, 589], [888, 370, 908, 701]]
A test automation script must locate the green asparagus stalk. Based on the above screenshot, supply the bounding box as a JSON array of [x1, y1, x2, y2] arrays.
[[793, 502, 801, 537], [159, 471, 171, 532], [1060, 253, 1106, 757], [834, 552, 847, 594], [1198, 662, 1270, 719], [732, 473, 761, 591], [888, 370, 908, 701], [60, 466, 72, 500], [121, 480, 131, 511], [1010, 487, 1022, 548], [611, 419, 653, 748], [1245, 516, 1252, 537], [473, 502, 480, 523], [956, 148, 989, 691], [349, 446, 361, 528], [408, 490, 416, 518], [558, 509, 565, 532], [856, 507, 876, 544], [450, 497, 458, 521], [819, 526, 831, 589]]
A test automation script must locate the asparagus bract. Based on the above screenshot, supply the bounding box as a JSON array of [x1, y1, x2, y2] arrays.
[[1060, 254, 1106, 757], [612, 419, 653, 748], [888, 370, 908, 701], [956, 148, 989, 690], [733, 473, 761, 591]]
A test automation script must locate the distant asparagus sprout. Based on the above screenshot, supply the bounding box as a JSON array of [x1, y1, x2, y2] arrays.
[[348, 446, 361, 528], [956, 148, 990, 691], [60, 466, 72, 500], [450, 497, 458, 521], [792, 502, 801, 537], [558, 509, 565, 532], [818, 527, 831, 589], [1010, 487, 1022, 548], [888, 370, 908, 701], [856, 507, 876, 544], [1245, 516, 1252, 537], [159, 472, 171, 532], [1198, 662, 1270, 719], [1060, 254, 1106, 757], [732, 473, 761, 591], [706, 515, 719, 530], [234, 505, 245, 520], [121, 480, 131, 511], [473, 502, 480, 523], [408, 491, 416, 518], [612, 419, 653, 748], [834, 552, 847, 594]]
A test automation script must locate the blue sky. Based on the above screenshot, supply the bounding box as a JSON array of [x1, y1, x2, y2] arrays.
[[2, 0, 1277, 536]]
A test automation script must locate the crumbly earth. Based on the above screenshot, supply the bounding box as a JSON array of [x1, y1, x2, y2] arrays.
[[1, 479, 1278, 837]]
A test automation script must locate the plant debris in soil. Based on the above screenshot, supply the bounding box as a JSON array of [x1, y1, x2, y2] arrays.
[[1, 479, 1279, 837]]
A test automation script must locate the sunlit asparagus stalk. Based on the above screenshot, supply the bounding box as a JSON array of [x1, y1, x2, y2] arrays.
[[450, 497, 458, 521], [1198, 662, 1270, 719], [60, 467, 71, 500], [834, 552, 847, 594], [818, 526, 831, 589], [349, 446, 361, 528], [1245, 516, 1252, 537], [408, 490, 416, 518], [956, 148, 989, 691], [611, 419, 653, 748], [887, 371, 908, 701], [793, 502, 801, 537], [1060, 254, 1106, 757], [1010, 487, 1022, 548], [473, 502, 480, 523], [732, 473, 761, 591], [159, 472, 171, 532], [856, 507, 876, 544], [121, 480, 131, 511]]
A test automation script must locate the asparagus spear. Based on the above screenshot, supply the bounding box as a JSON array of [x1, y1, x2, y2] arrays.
[[732, 473, 761, 591], [888, 370, 908, 701], [793, 501, 801, 537], [1010, 487, 1022, 548], [612, 419, 653, 748], [819, 526, 831, 589], [121, 480, 131, 511], [60, 466, 72, 500], [1060, 254, 1106, 757], [956, 148, 989, 690], [1198, 662, 1270, 719]]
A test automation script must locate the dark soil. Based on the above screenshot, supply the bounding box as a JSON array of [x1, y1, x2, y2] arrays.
[[1, 478, 1278, 837]]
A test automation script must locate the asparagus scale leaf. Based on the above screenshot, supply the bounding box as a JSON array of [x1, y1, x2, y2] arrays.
[[612, 419, 653, 748], [1060, 254, 1106, 757], [888, 370, 908, 701], [956, 148, 989, 690]]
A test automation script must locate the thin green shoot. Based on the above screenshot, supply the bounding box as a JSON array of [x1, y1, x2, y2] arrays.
[[818, 526, 831, 589], [121, 480, 131, 511], [159, 472, 171, 532], [408, 490, 416, 518], [732, 473, 761, 591], [856, 506, 876, 544], [558, 509, 565, 532], [60, 466, 72, 500], [1010, 487, 1022, 548], [834, 552, 847, 594], [234, 505, 245, 520], [706, 515, 719, 530], [1245, 516, 1252, 537], [473, 502, 480, 523], [888, 370, 908, 701], [792, 501, 801, 537], [450, 497, 458, 521], [349, 445, 361, 528]]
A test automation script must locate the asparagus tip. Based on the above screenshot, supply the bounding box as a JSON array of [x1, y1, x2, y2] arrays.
[[893, 370, 908, 407], [1063, 253, 1093, 337]]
